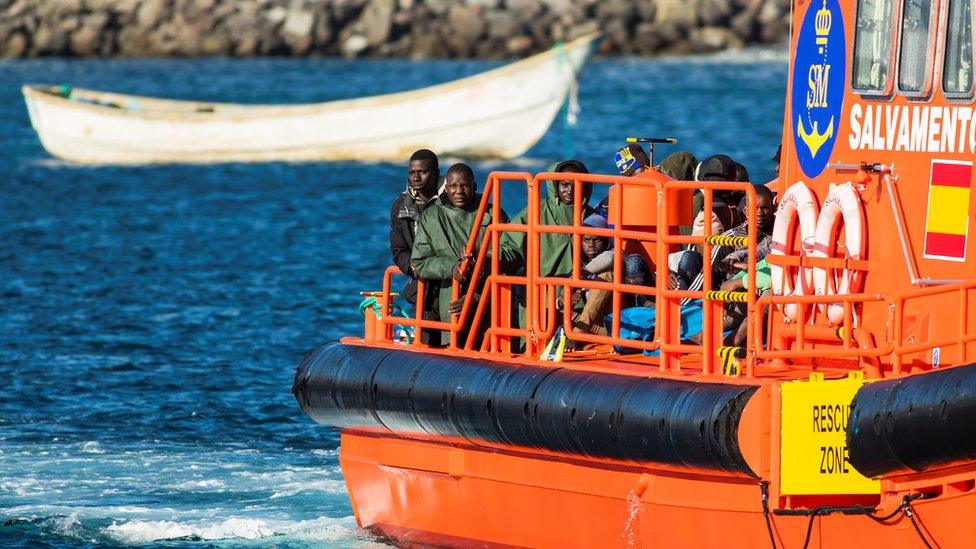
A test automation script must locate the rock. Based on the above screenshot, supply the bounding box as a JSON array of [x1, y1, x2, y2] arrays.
[[313, 10, 335, 48], [540, 0, 573, 12], [566, 19, 599, 41], [3, 31, 29, 58], [655, 0, 698, 27], [595, 0, 635, 24], [632, 21, 664, 54], [635, 2, 656, 22], [506, 35, 533, 55], [689, 25, 742, 52], [136, 0, 168, 28], [696, 0, 733, 27], [265, 5, 288, 24], [70, 14, 109, 56], [446, 4, 485, 43], [423, 0, 451, 16], [284, 8, 315, 38], [485, 9, 520, 40], [758, 0, 785, 24], [760, 19, 788, 44], [283, 7, 315, 53], [200, 33, 232, 56], [117, 25, 150, 56], [506, 0, 542, 21], [358, 0, 395, 45], [410, 32, 440, 58], [466, 0, 501, 7], [341, 33, 369, 56], [32, 24, 69, 55]]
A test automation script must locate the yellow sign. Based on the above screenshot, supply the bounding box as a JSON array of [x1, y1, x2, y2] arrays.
[[780, 371, 880, 495]]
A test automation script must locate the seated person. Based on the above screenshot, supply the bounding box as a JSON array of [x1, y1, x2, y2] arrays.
[[564, 214, 614, 341], [684, 154, 746, 236], [720, 257, 772, 346], [410, 163, 512, 346]]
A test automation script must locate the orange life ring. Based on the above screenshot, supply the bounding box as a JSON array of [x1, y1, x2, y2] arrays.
[[769, 181, 819, 322], [811, 183, 866, 325]]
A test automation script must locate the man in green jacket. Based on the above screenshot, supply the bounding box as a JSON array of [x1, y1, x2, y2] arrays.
[[410, 163, 511, 346], [504, 159, 593, 278]]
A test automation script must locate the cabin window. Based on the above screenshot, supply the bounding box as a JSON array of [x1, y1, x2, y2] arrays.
[[897, 0, 935, 94], [853, 0, 895, 91], [943, 0, 974, 95]]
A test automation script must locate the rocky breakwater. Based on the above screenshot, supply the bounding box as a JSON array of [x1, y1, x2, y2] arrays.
[[0, 0, 790, 59]]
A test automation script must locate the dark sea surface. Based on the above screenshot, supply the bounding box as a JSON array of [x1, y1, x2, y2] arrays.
[[0, 51, 786, 547]]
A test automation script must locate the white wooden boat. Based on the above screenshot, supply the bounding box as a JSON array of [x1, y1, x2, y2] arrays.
[[22, 34, 599, 165]]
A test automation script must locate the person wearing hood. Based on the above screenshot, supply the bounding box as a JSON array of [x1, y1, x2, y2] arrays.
[[410, 163, 512, 346], [503, 159, 594, 278], [390, 149, 440, 304]]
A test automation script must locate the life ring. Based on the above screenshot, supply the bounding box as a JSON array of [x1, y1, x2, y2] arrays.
[[811, 183, 866, 325], [769, 181, 819, 321]]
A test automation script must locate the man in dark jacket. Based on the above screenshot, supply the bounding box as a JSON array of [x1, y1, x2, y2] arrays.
[[390, 149, 439, 304]]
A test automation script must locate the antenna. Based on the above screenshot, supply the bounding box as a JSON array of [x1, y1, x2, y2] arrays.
[[626, 136, 678, 166]]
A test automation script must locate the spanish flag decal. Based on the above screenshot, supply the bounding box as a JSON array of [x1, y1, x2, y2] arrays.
[[924, 160, 972, 262]]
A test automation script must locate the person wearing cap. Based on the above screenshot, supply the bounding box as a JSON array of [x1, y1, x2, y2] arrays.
[[390, 149, 440, 305], [689, 154, 746, 231], [410, 163, 513, 346]]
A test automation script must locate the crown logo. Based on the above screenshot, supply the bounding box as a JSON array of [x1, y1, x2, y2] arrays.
[[815, 0, 832, 45]]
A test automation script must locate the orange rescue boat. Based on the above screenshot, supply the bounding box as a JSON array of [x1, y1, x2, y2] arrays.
[[294, 1, 976, 546]]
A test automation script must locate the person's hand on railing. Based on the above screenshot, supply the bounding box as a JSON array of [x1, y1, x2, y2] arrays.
[[449, 298, 464, 316], [452, 252, 474, 282], [555, 289, 583, 310]]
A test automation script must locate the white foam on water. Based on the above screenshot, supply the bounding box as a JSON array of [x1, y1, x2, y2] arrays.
[[104, 515, 363, 543], [78, 441, 106, 454], [269, 478, 347, 499], [173, 478, 227, 491]]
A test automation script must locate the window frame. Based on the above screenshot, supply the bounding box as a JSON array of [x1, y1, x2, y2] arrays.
[[852, 0, 903, 97], [895, 0, 941, 98], [941, 0, 976, 99]]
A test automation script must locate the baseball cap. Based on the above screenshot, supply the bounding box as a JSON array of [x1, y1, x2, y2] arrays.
[[614, 144, 650, 176], [696, 154, 737, 181]]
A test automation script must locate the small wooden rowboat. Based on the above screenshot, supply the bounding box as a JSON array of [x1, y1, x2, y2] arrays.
[[22, 33, 599, 165]]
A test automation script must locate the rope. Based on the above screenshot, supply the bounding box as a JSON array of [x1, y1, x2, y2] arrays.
[[555, 41, 579, 158], [760, 482, 777, 549], [359, 297, 382, 319], [705, 234, 751, 247], [777, 493, 937, 549], [704, 290, 749, 303]]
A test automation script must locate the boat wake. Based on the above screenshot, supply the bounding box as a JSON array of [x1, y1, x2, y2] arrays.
[[1, 513, 388, 546]]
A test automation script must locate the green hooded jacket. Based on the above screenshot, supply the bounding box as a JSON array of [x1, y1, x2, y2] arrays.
[[410, 193, 510, 345], [503, 179, 594, 278]]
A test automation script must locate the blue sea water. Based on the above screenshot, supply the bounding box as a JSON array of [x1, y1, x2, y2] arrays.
[[0, 51, 786, 547]]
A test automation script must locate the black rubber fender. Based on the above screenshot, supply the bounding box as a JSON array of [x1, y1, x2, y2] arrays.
[[848, 362, 976, 477], [294, 342, 759, 475]]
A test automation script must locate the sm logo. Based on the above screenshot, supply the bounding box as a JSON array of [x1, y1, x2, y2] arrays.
[[792, 0, 846, 177]]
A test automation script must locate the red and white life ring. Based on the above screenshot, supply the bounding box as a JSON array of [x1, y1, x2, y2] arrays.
[[769, 181, 819, 321], [811, 183, 866, 325]]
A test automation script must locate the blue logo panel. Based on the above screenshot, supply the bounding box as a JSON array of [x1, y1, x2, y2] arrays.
[[792, 0, 846, 178]]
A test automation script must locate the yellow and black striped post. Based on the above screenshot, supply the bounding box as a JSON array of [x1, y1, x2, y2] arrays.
[[704, 290, 749, 303], [717, 346, 745, 376], [704, 234, 750, 248]]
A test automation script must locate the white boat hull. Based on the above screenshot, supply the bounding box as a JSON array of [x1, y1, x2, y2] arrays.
[[22, 34, 598, 165]]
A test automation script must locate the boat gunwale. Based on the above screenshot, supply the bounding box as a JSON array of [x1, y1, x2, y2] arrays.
[[21, 32, 600, 121]]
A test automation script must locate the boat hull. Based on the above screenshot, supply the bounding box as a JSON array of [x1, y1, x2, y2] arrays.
[[341, 430, 976, 548], [22, 35, 598, 165]]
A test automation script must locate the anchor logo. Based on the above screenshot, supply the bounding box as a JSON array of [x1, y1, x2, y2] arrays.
[[790, 0, 844, 177], [796, 116, 834, 158]]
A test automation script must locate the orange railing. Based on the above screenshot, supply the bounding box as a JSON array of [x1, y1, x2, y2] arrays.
[[371, 169, 976, 379]]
